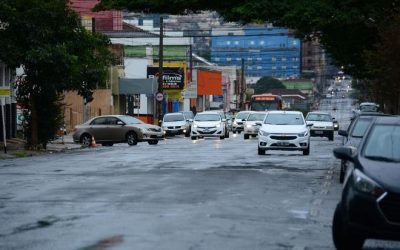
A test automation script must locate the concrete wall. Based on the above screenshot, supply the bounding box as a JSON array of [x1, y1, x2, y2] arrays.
[[63, 89, 113, 132]]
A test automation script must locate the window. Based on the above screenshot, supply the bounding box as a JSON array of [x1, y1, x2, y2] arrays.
[[236, 58, 241, 61], [234, 41, 239, 45], [271, 57, 277, 62], [272, 66, 277, 70], [247, 58, 252, 61], [250, 41, 255, 45], [257, 58, 262, 61], [260, 41, 265, 45], [226, 57, 232, 61], [215, 58, 220, 62], [257, 66, 262, 70], [282, 66, 287, 69], [282, 57, 287, 62], [226, 41, 231, 45]]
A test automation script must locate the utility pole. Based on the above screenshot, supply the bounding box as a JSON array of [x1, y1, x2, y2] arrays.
[[240, 58, 245, 110], [156, 16, 164, 125]]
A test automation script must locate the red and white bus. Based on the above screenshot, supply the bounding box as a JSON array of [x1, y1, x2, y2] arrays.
[[250, 94, 283, 111]]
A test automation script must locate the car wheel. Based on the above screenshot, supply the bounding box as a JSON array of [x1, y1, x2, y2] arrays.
[[191, 136, 197, 140], [238, 131, 241, 134], [303, 146, 310, 155], [258, 146, 265, 155], [233, 130, 236, 134], [126, 132, 138, 146], [244, 134, 249, 140], [332, 203, 365, 250], [148, 140, 158, 145], [340, 160, 346, 184], [80, 134, 92, 147], [225, 130, 230, 138], [185, 131, 190, 137], [220, 135, 225, 140], [329, 132, 334, 141], [101, 143, 113, 146]]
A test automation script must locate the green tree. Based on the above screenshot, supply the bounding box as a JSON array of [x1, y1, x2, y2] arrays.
[[95, 0, 400, 113], [253, 77, 285, 94], [0, 0, 113, 148]]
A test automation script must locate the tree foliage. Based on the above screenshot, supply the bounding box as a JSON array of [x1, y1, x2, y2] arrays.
[[0, 0, 113, 148], [95, 0, 400, 113], [252, 77, 285, 94]]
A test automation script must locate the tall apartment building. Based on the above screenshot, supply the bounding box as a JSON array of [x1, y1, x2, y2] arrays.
[[211, 25, 301, 79]]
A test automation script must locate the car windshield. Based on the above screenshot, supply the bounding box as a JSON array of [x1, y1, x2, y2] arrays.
[[118, 115, 144, 124], [236, 112, 250, 119], [247, 113, 266, 121], [363, 125, 400, 162], [264, 113, 304, 125], [164, 114, 185, 122], [195, 114, 221, 121], [360, 104, 379, 112], [306, 113, 332, 122], [350, 119, 372, 137]]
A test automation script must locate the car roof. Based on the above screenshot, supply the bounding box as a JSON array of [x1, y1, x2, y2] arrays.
[[267, 110, 303, 115], [306, 111, 331, 115], [197, 111, 220, 115], [164, 112, 184, 116], [372, 115, 400, 125], [360, 102, 379, 106]]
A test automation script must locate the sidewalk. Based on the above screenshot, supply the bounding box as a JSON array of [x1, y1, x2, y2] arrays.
[[0, 134, 82, 160]]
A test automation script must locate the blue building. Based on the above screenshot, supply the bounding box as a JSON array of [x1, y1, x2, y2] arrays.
[[211, 26, 301, 79]]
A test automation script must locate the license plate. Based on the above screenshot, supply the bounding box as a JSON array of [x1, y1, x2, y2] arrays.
[[277, 141, 290, 146], [315, 131, 323, 134]]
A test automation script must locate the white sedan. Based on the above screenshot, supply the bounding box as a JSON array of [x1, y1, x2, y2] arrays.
[[258, 111, 311, 155]]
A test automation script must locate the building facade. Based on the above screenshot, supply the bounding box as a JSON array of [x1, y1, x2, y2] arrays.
[[211, 25, 301, 79]]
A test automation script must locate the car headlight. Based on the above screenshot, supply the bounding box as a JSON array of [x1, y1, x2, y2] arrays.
[[140, 128, 148, 132], [216, 124, 221, 128], [352, 169, 384, 197], [233, 121, 238, 125], [246, 124, 252, 128], [297, 130, 309, 137], [193, 124, 198, 128], [259, 130, 270, 137]]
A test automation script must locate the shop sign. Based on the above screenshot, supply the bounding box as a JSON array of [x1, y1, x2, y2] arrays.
[[147, 67, 185, 89]]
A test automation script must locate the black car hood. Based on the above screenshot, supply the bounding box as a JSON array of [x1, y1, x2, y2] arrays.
[[359, 157, 400, 193]]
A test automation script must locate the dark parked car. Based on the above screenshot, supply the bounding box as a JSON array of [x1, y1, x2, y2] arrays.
[[73, 115, 164, 146], [332, 116, 400, 249], [337, 113, 388, 183]]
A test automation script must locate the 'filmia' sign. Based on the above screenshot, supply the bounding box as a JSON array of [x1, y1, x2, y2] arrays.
[[147, 67, 184, 89]]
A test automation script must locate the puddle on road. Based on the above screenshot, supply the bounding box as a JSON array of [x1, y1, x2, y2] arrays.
[[289, 209, 309, 220], [212, 162, 326, 173], [0, 215, 83, 237]]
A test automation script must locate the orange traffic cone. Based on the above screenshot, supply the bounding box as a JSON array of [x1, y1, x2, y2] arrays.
[[90, 136, 97, 147]]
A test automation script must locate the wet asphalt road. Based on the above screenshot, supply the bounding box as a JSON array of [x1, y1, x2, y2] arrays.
[[0, 98, 399, 250]]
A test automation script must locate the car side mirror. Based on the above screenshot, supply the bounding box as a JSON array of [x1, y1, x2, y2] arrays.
[[333, 146, 357, 161], [117, 121, 124, 125], [222, 119, 227, 122], [332, 117, 336, 120], [255, 122, 262, 126], [306, 123, 313, 127], [338, 129, 348, 137]]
